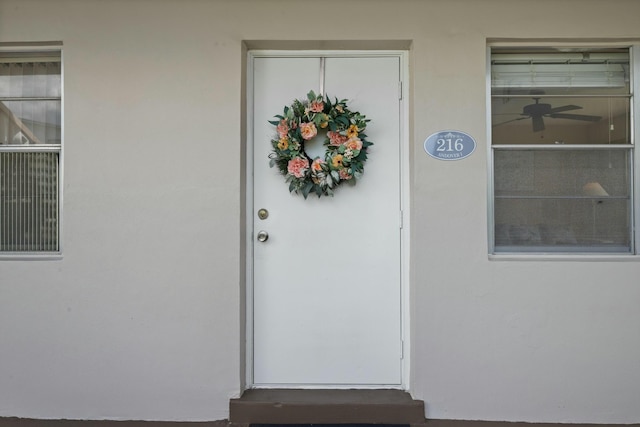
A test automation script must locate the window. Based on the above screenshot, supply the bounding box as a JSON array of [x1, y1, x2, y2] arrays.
[[0, 49, 62, 255], [490, 47, 636, 254]]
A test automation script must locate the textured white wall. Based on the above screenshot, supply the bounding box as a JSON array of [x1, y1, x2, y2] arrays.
[[0, 0, 639, 423]]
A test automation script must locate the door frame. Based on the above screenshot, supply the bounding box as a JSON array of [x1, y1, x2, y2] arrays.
[[245, 49, 411, 390]]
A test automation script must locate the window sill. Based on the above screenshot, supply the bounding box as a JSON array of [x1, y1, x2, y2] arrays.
[[489, 253, 639, 262], [0, 252, 63, 261]]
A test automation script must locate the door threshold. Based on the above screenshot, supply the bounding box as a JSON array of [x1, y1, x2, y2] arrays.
[[229, 389, 425, 425]]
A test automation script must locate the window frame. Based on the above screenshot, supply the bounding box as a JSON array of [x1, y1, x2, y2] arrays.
[[487, 43, 640, 259], [0, 43, 63, 260]]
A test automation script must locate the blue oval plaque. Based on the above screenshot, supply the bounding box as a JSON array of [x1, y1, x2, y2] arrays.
[[424, 130, 476, 161]]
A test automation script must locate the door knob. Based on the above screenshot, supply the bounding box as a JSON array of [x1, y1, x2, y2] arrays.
[[257, 230, 269, 242]]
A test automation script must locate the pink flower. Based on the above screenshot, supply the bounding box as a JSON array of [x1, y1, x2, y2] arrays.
[[309, 100, 324, 113], [277, 119, 289, 138], [300, 122, 318, 140], [345, 137, 363, 151], [287, 156, 309, 178], [328, 131, 347, 146], [339, 169, 352, 180]]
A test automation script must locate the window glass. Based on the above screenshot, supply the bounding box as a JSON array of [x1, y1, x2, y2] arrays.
[[0, 50, 61, 254], [494, 149, 631, 252], [492, 96, 630, 145], [490, 48, 633, 254]]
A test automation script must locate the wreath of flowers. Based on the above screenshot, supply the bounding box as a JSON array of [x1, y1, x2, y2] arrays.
[[268, 90, 372, 198]]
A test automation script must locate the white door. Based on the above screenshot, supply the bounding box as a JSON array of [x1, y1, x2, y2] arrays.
[[250, 53, 403, 387]]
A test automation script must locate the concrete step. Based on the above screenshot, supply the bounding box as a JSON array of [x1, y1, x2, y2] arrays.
[[229, 389, 425, 425]]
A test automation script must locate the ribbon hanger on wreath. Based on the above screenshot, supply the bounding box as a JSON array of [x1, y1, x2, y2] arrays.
[[319, 57, 325, 97]]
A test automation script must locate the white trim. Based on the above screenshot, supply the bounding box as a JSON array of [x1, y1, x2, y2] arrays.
[[489, 254, 640, 262], [248, 49, 409, 59], [398, 50, 411, 391], [245, 54, 256, 389], [486, 47, 495, 254], [632, 44, 640, 255], [58, 47, 65, 257], [245, 49, 411, 391], [250, 383, 404, 390]]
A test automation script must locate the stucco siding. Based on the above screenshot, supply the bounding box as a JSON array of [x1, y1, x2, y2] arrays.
[[1, 0, 639, 423]]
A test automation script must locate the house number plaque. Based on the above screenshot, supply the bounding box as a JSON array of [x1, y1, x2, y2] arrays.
[[424, 130, 476, 161]]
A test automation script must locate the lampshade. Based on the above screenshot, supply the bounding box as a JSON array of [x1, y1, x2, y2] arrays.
[[583, 182, 609, 197]]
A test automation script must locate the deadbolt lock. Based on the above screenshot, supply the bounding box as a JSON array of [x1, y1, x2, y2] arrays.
[[258, 208, 269, 220]]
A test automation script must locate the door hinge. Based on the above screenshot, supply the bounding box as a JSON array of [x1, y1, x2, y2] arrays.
[[400, 339, 404, 359], [398, 81, 403, 100], [399, 209, 404, 229]]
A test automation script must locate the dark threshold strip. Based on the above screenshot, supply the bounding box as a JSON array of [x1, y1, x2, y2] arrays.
[[251, 425, 410, 427]]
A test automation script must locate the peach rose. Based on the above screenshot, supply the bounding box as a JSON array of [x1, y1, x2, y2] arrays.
[[339, 168, 352, 180], [277, 119, 289, 138], [300, 122, 318, 140], [328, 131, 347, 146], [345, 137, 362, 151], [311, 158, 325, 172], [287, 156, 309, 178]]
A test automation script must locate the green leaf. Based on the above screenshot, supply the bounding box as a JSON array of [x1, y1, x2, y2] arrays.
[[336, 116, 349, 126], [268, 120, 280, 126], [302, 181, 313, 198], [285, 109, 295, 119], [307, 90, 316, 101]]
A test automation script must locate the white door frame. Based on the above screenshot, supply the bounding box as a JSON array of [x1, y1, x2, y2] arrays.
[[245, 49, 411, 390]]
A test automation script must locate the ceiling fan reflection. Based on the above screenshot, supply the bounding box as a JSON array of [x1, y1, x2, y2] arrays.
[[494, 98, 602, 132]]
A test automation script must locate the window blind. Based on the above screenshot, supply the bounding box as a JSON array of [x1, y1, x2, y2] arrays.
[[492, 52, 629, 88], [0, 151, 59, 251]]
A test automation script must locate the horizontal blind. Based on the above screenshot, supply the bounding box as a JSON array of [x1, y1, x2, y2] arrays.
[[0, 151, 59, 252], [491, 51, 629, 89]]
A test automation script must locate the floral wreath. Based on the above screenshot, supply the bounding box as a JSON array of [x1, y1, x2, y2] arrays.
[[269, 90, 372, 198]]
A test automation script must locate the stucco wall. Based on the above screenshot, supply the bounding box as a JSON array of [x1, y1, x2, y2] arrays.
[[1, 0, 639, 423]]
